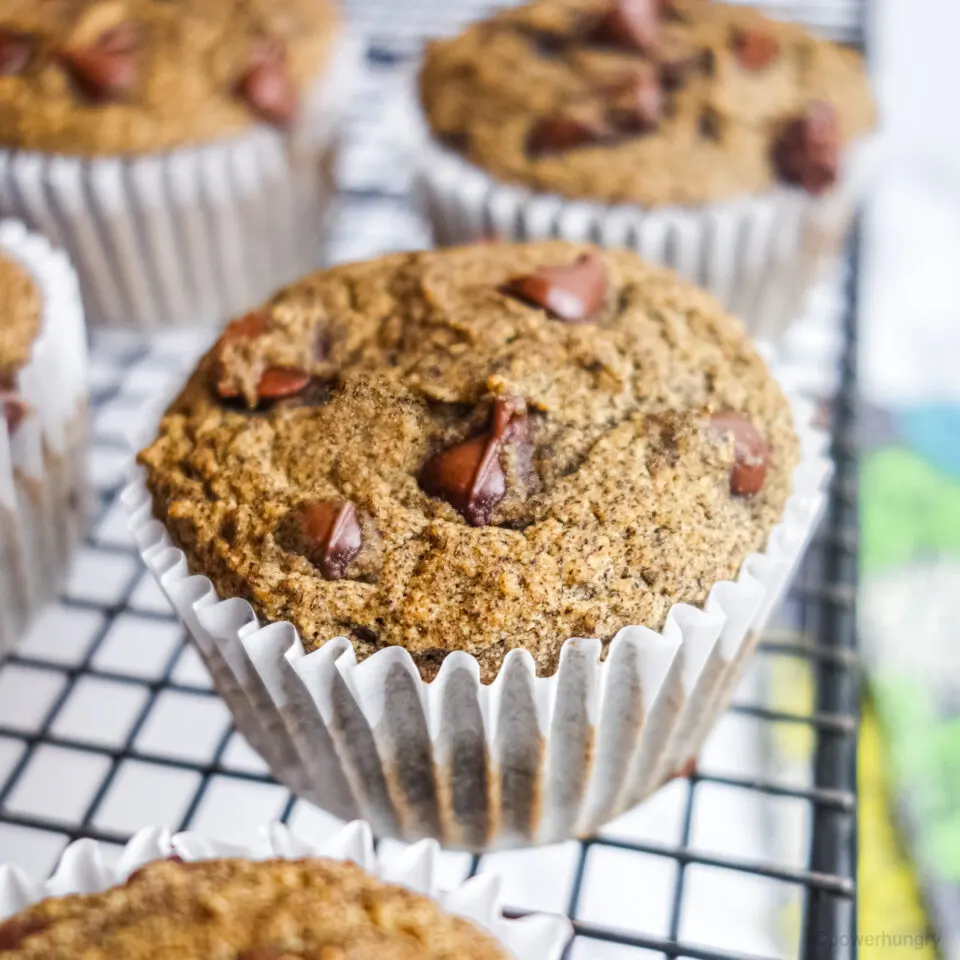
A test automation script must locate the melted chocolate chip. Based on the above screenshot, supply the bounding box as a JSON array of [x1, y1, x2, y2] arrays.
[[60, 22, 140, 103], [235, 38, 298, 129], [591, 0, 660, 54], [731, 26, 780, 70], [771, 101, 839, 195], [0, 390, 30, 435], [527, 109, 614, 156], [0, 28, 34, 75], [709, 412, 769, 495], [300, 499, 363, 580], [502, 253, 607, 324], [419, 397, 530, 526]]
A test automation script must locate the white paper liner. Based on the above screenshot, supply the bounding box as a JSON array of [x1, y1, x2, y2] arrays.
[[0, 41, 358, 332], [123, 395, 831, 851], [0, 220, 87, 655], [0, 821, 571, 959], [416, 129, 878, 345]]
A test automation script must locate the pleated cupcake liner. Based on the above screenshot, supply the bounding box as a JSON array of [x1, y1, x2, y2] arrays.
[[0, 41, 359, 332], [123, 395, 830, 851], [0, 820, 571, 959], [0, 220, 87, 656], [415, 129, 878, 346]]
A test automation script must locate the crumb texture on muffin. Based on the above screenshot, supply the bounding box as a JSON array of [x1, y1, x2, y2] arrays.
[[0, 0, 339, 155], [139, 241, 800, 683], [419, 0, 875, 205], [0, 857, 510, 958], [0, 252, 40, 385]]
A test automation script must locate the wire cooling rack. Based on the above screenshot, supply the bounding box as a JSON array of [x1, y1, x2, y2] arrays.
[[0, 3, 866, 958]]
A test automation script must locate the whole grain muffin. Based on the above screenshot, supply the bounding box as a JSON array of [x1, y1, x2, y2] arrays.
[[139, 241, 799, 683], [0, 856, 509, 958], [419, 0, 875, 205], [0, 0, 339, 155]]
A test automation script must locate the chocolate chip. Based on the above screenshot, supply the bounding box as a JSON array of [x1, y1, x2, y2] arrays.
[[709, 412, 769, 495], [0, 28, 34, 75], [502, 253, 607, 324], [604, 64, 663, 134], [221, 311, 268, 342], [235, 38, 298, 129], [731, 26, 780, 70], [60, 22, 140, 103], [300, 499, 362, 580], [419, 397, 530, 526], [527, 109, 614, 156], [217, 367, 310, 404], [0, 390, 30, 435], [254, 367, 311, 400], [591, 0, 660, 54], [771, 101, 839, 195]]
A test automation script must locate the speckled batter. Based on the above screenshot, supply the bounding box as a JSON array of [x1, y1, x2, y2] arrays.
[[0, 857, 509, 958], [419, 0, 874, 205], [0, 0, 339, 155], [0, 252, 40, 386], [139, 242, 799, 683]]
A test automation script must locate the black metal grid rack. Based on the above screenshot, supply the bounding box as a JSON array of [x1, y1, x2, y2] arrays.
[[0, 2, 867, 958]]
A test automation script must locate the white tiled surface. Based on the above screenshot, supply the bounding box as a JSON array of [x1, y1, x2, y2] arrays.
[[0, 22, 859, 960]]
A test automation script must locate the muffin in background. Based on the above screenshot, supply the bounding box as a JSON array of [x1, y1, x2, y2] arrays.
[[417, 0, 876, 343], [0, 220, 87, 656], [127, 241, 832, 849], [0, 822, 571, 958], [0, 0, 349, 330]]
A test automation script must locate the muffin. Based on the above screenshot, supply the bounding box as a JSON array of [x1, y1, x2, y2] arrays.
[[128, 241, 831, 847], [0, 220, 87, 656], [0, 0, 347, 330], [0, 822, 571, 959], [0, 859, 508, 958], [416, 0, 876, 342]]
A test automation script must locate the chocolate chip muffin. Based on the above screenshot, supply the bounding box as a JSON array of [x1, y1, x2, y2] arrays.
[[419, 0, 875, 205], [139, 242, 798, 684], [0, 856, 509, 958], [0, 0, 339, 156], [0, 0, 348, 330]]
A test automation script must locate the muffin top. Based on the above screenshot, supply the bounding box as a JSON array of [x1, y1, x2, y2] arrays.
[[0, 0, 339, 156], [0, 252, 39, 385], [419, 0, 875, 205], [139, 241, 799, 683], [0, 856, 509, 958]]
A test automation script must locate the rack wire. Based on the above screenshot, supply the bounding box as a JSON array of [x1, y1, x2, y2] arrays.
[[0, 3, 867, 958]]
